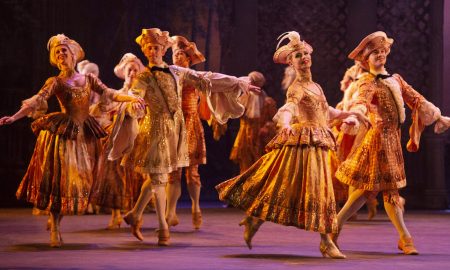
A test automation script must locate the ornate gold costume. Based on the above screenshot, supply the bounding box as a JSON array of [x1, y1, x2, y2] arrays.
[[217, 82, 338, 234], [125, 67, 189, 175], [181, 85, 206, 165], [16, 74, 114, 215], [335, 73, 435, 196]]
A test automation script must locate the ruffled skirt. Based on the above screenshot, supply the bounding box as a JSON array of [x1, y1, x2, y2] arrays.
[[216, 123, 338, 233], [16, 112, 105, 215]]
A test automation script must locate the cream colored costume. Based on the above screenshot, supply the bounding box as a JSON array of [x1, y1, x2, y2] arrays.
[[123, 28, 251, 245]]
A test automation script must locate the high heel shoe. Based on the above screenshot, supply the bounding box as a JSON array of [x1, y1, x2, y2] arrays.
[[319, 241, 346, 259], [106, 215, 123, 230], [123, 212, 144, 241], [156, 228, 170, 246], [239, 216, 261, 250], [50, 230, 63, 248], [192, 211, 202, 230], [398, 236, 418, 255]]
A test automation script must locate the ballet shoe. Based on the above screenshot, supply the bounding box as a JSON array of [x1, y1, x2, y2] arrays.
[[192, 211, 202, 230], [398, 237, 419, 255], [239, 216, 260, 250], [166, 214, 180, 227], [123, 212, 144, 241], [157, 229, 170, 246], [319, 240, 346, 259], [50, 230, 63, 248], [106, 215, 123, 230]]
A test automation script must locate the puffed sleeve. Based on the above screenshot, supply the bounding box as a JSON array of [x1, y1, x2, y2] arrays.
[[272, 85, 303, 127], [87, 74, 117, 105], [170, 65, 248, 124], [21, 77, 58, 118], [393, 74, 442, 152]]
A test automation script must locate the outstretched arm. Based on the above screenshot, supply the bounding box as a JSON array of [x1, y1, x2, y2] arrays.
[[329, 106, 370, 127], [0, 106, 34, 125]]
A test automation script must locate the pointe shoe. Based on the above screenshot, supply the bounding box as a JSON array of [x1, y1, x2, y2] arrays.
[[106, 215, 123, 230], [166, 215, 180, 227], [398, 237, 419, 255], [50, 230, 63, 248], [192, 211, 202, 230], [239, 216, 260, 249], [157, 229, 170, 246], [123, 212, 144, 241], [319, 241, 346, 259]]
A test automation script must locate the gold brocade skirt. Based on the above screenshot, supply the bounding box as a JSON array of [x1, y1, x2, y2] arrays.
[[184, 112, 206, 165], [16, 130, 99, 215], [335, 126, 406, 191], [217, 142, 338, 234]]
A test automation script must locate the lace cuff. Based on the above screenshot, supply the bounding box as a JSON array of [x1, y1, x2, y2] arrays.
[[418, 100, 441, 126]]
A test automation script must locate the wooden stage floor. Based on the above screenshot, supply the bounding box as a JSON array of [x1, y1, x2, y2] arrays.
[[0, 205, 449, 269]]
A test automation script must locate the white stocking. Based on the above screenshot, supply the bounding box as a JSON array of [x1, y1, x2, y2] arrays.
[[154, 183, 169, 230]]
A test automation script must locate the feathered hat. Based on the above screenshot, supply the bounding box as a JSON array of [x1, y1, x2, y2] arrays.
[[47, 34, 84, 67], [273, 31, 313, 64]]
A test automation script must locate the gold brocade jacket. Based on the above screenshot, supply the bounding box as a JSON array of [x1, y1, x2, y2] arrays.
[[124, 64, 250, 174], [126, 66, 189, 174]]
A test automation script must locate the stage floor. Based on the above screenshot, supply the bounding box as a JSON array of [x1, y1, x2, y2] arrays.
[[0, 206, 449, 270]]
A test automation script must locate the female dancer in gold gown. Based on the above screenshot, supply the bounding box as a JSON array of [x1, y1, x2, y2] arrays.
[[0, 34, 143, 247], [216, 31, 368, 259]]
